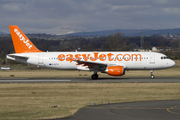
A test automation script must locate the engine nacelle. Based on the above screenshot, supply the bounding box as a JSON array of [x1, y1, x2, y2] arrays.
[[105, 66, 125, 76]]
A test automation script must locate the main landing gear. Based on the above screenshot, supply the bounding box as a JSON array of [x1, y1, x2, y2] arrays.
[[91, 73, 98, 80], [91, 70, 99, 80], [150, 70, 154, 79]]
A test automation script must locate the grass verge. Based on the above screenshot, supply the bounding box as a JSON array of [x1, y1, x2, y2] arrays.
[[0, 68, 179, 78], [0, 83, 180, 120], [0, 60, 179, 78]]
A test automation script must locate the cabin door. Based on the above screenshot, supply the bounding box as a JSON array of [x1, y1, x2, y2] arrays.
[[38, 54, 44, 64], [150, 53, 155, 64]]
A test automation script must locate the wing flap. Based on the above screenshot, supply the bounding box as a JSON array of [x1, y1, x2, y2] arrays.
[[75, 60, 107, 66]]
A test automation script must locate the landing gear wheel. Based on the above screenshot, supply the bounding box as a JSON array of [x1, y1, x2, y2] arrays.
[[150, 75, 154, 79], [91, 74, 98, 80]]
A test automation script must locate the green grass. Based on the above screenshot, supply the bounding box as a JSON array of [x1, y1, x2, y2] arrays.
[[0, 67, 180, 78], [0, 83, 180, 120], [0, 60, 179, 78]]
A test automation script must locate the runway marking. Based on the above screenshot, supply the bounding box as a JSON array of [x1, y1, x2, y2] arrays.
[[110, 107, 118, 109], [124, 107, 132, 109], [86, 107, 168, 109], [86, 106, 180, 112], [0, 80, 71, 82], [167, 106, 180, 115]]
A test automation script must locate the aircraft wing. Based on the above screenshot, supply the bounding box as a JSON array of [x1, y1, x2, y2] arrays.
[[75, 60, 107, 66], [74, 60, 107, 71]]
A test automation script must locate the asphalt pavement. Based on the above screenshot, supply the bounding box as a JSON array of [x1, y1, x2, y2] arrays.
[[54, 100, 180, 120], [0, 77, 179, 83]]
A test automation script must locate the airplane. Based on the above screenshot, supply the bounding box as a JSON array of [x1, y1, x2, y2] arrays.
[[7, 25, 175, 79]]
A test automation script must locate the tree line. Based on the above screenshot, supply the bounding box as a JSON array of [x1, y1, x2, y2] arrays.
[[0, 32, 180, 64]]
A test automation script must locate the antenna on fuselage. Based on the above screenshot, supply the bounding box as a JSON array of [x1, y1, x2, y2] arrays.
[[75, 47, 80, 52]]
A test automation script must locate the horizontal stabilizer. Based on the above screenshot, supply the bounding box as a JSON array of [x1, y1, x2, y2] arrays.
[[6, 54, 29, 61]]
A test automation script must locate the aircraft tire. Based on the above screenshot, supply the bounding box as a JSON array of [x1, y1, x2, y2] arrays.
[[150, 75, 154, 79], [91, 74, 98, 80]]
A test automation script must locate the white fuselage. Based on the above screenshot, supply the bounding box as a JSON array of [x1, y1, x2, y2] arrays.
[[7, 51, 175, 71]]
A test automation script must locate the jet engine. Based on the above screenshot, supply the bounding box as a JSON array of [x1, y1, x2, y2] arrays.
[[105, 66, 125, 76]]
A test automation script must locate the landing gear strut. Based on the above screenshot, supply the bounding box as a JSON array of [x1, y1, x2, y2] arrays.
[[91, 73, 98, 80], [150, 70, 154, 79]]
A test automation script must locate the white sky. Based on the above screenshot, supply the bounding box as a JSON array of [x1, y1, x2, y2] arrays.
[[0, 0, 180, 35]]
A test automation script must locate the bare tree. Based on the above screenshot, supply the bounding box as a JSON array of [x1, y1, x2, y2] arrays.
[[102, 32, 127, 51]]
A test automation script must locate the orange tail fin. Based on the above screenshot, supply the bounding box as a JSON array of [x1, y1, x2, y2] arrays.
[[9, 25, 42, 53]]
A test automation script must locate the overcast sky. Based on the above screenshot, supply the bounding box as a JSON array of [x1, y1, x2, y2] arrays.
[[1, 0, 180, 35]]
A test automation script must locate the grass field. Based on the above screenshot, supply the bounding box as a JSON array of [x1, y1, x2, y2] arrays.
[[0, 60, 180, 78], [0, 60, 179, 120], [0, 83, 180, 120]]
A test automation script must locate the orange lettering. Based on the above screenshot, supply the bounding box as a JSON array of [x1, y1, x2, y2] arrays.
[[123, 54, 131, 61], [131, 54, 142, 61], [90, 52, 99, 61], [82, 54, 91, 61], [107, 53, 114, 61], [75, 54, 81, 60], [99, 54, 106, 61], [66, 54, 73, 62], [116, 54, 123, 61], [57, 53, 142, 63], [58, 54, 65, 61]]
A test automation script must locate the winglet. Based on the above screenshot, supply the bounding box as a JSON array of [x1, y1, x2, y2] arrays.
[[9, 25, 42, 53]]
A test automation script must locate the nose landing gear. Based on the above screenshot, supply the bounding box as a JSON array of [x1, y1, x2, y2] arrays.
[[150, 70, 154, 79]]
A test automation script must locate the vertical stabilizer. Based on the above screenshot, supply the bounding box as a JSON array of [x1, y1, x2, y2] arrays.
[[9, 25, 42, 53]]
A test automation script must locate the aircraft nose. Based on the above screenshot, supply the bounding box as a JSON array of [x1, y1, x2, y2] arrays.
[[170, 60, 175, 67]]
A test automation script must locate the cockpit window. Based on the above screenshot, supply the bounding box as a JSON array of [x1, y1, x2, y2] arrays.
[[161, 56, 169, 59]]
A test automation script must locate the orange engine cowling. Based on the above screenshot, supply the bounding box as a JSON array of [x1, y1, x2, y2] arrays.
[[107, 66, 125, 76]]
